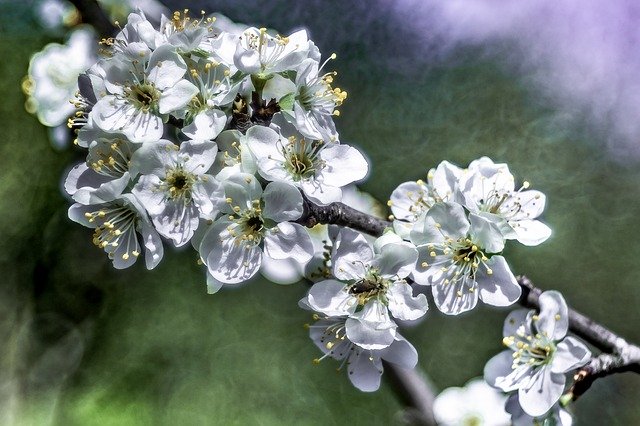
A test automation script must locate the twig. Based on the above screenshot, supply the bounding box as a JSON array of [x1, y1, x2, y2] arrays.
[[296, 195, 391, 236]]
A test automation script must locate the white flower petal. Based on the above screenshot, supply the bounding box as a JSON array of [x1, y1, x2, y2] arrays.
[[551, 336, 591, 374], [477, 256, 521, 307], [346, 303, 397, 350], [371, 242, 418, 279], [206, 221, 262, 284], [387, 282, 428, 321], [518, 368, 565, 417], [332, 228, 374, 280], [319, 144, 369, 187], [511, 219, 552, 246], [158, 79, 199, 114], [263, 222, 314, 262], [432, 274, 479, 315], [378, 336, 418, 370], [306, 279, 355, 316], [410, 202, 469, 246], [146, 44, 187, 90], [129, 139, 177, 177], [182, 109, 227, 140], [469, 213, 505, 253], [262, 181, 303, 222], [537, 290, 569, 340], [347, 349, 383, 392]]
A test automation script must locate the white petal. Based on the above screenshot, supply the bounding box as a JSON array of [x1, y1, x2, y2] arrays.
[[129, 139, 177, 177], [132, 174, 167, 215], [263, 222, 314, 262], [511, 219, 552, 246], [378, 336, 418, 369], [346, 303, 397, 350], [371, 242, 418, 279], [206, 221, 262, 284], [180, 140, 218, 175], [150, 200, 200, 247], [537, 290, 569, 340], [469, 213, 505, 253], [300, 180, 343, 205], [347, 348, 383, 392], [138, 215, 164, 269], [387, 283, 428, 321], [306, 279, 355, 316], [332, 228, 374, 280], [319, 144, 369, 187], [158, 79, 199, 114], [518, 368, 565, 417], [477, 256, 521, 307], [410, 202, 469, 246], [146, 44, 187, 90], [262, 181, 303, 222], [503, 309, 533, 338], [431, 274, 479, 315], [192, 177, 224, 217], [182, 109, 227, 141], [551, 336, 591, 374]]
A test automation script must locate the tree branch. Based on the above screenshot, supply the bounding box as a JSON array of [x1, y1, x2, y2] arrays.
[[296, 195, 391, 236]]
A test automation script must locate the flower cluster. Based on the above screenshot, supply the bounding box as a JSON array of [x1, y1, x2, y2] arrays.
[[390, 157, 551, 315], [484, 291, 590, 424], [64, 10, 368, 279], [54, 8, 584, 409]]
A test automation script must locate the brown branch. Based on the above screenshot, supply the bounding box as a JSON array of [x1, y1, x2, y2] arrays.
[[296, 194, 391, 236]]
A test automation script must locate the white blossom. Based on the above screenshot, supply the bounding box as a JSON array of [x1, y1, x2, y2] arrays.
[[460, 157, 552, 246], [131, 139, 224, 246], [390, 160, 463, 238], [484, 291, 591, 417], [303, 228, 426, 350], [25, 26, 96, 127], [64, 132, 136, 204], [90, 42, 198, 143], [68, 194, 163, 269], [198, 173, 314, 284], [433, 378, 510, 426], [410, 202, 521, 315], [234, 27, 318, 76], [305, 316, 418, 392], [246, 125, 368, 204]]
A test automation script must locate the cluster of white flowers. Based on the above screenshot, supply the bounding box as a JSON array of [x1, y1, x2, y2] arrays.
[[52, 9, 595, 416], [64, 9, 367, 280], [389, 157, 551, 315], [484, 291, 590, 424]]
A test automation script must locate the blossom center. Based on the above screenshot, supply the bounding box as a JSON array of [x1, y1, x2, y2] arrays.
[[282, 137, 324, 181], [349, 269, 389, 306], [165, 168, 196, 200], [127, 83, 160, 112]]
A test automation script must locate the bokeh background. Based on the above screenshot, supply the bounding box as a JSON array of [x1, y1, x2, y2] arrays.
[[1, 0, 639, 424]]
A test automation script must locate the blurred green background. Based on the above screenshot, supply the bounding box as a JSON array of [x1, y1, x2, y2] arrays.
[[1, 0, 639, 424]]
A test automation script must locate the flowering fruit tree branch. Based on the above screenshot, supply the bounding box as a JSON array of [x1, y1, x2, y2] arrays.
[[298, 197, 640, 403]]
